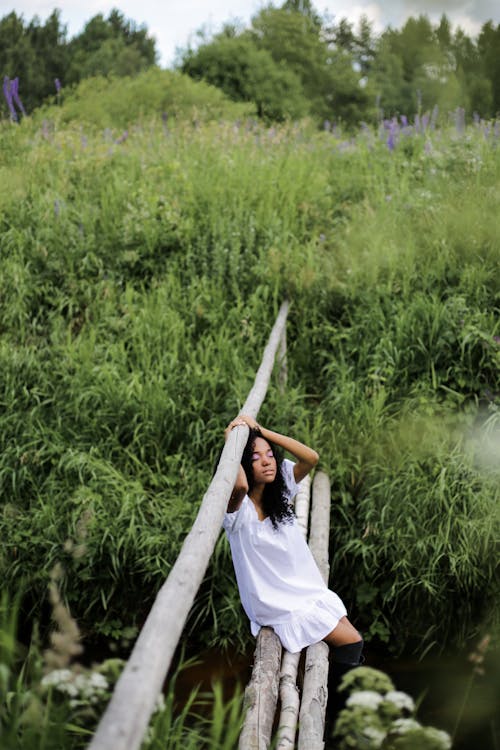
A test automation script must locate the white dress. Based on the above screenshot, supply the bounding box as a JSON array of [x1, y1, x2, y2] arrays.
[[223, 459, 347, 653]]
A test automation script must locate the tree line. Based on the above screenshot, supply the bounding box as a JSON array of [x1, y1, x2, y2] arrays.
[[1, 1, 499, 126], [0, 8, 156, 115]]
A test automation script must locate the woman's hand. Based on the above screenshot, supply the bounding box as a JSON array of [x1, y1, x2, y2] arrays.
[[237, 414, 260, 430], [224, 414, 260, 440]]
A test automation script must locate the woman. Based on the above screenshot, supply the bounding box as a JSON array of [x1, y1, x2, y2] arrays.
[[223, 414, 363, 681]]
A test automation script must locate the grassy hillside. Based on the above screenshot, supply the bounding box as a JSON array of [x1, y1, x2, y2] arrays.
[[0, 81, 498, 671]]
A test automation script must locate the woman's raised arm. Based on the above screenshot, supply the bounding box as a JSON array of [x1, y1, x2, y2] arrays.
[[224, 417, 249, 512], [236, 415, 319, 483]]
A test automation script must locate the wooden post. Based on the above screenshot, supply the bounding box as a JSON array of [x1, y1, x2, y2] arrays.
[[238, 627, 282, 750], [297, 472, 332, 750], [275, 475, 311, 749], [88, 302, 289, 750], [293, 474, 311, 538]]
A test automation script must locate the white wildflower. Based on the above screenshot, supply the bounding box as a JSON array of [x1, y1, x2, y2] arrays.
[[41, 668, 109, 702], [346, 690, 384, 710], [73, 674, 88, 692], [66, 682, 79, 697], [391, 718, 422, 734], [421, 726, 452, 749], [384, 690, 415, 712], [88, 672, 109, 691], [41, 669, 72, 687], [363, 726, 386, 747]]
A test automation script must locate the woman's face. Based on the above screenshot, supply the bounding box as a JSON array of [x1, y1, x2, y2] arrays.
[[251, 437, 277, 485]]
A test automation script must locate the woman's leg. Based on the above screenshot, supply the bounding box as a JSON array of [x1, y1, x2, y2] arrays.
[[323, 617, 364, 740], [323, 616, 362, 648]]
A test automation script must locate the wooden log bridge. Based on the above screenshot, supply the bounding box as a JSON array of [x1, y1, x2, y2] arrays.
[[88, 299, 333, 750], [88, 302, 289, 750]]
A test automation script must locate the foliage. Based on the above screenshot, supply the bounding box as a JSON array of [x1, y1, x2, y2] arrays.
[[332, 666, 452, 749], [179, 4, 372, 126], [1, 4, 500, 124], [0, 593, 244, 749], [0, 9, 157, 117], [65, 9, 156, 84], [181, 34, 308, 121], [0, 94, 499, 669], [36, 67, 254, 130]]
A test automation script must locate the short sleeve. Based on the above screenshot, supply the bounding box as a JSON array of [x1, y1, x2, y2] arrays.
[[281, 459, 299, 502], [223, 494, 252, 534]]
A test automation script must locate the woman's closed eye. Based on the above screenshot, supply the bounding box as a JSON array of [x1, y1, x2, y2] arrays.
[[252, 450, 274, 461]]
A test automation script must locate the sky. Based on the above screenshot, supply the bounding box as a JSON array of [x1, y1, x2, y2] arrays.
[[2, 0, 499, 67]]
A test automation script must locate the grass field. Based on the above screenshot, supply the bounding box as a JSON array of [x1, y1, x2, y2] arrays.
[[0, 69, 499, 747]]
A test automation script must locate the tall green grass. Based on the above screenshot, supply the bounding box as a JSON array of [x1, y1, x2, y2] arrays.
[[0, 95, 498, 665]]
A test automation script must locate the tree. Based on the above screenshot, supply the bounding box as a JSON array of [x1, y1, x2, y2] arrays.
[[370, 14, 475, 118], [249, 5, 371, 124], [27, 11, 68, 105], [0, 12, 38, 113], [0, 8, 158, 115], [325, 15, 376, 75], [370, 41, 410, 117], [477, 21, 500, 116], [450, 26, 492, 116], [181, 35, 308, 120], [66, 9, 157, 84]]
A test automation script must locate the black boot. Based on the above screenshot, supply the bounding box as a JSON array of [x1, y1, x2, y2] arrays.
[[324, 640, 364, 744]]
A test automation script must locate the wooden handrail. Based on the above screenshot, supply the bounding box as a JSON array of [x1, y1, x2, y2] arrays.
[[88, 301, 290, 750]]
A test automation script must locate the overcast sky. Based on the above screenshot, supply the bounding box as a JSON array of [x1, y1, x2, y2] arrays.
[[2, 1, 499, 67]]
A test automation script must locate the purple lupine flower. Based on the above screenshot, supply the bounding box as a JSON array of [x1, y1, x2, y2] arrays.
[[386, 119, 398, 151], [400, 115, 408, 127], [55, 78, 62, 94], [10, 78, 26, 116], [3, 76, 17, 121], [422, 112, 430, 131]]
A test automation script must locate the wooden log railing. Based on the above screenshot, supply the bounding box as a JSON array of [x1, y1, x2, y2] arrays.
[[88, 301, 289, 750]]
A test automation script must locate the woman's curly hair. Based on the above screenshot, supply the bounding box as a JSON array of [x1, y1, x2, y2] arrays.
[[241, 428, 295, 530]]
